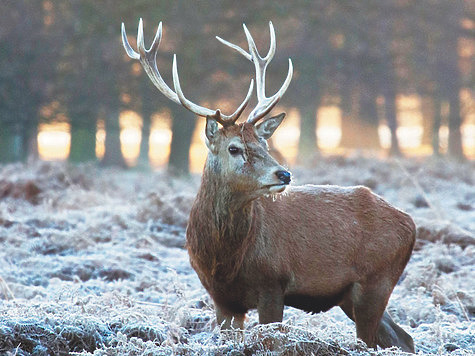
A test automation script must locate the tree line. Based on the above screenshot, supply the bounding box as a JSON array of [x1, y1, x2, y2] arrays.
[[0, 0, 473, 174]]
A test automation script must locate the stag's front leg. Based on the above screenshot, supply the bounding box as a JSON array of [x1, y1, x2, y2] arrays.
[[257, 290, 284, 324], [215, 304, 245, 330]]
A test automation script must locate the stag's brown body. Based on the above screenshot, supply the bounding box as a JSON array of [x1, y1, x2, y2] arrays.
[[186, 124, 415, 352], [188, 181, 416, 316], [122, 19, 416, 353]]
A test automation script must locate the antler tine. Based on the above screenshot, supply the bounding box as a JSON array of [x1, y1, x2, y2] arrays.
[[172, 55, 254, 126], [137, 18, 161, 58], [227, 78, 255, 123], [122, 19, 181, 104], [121, 23, 140, 60], [136, 18, 146, 56], [263, 22, 276, 62], [215, 36, 252, 61], [121, 19, 253, 125], [172, 54, 218, 118], [248, 58, 293, 124], [216, 21, 293, 125]]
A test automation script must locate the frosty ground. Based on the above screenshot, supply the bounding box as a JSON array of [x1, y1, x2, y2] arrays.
[[0, 156, 473, 355]]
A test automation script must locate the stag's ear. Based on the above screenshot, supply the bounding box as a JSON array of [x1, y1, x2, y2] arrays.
[[205, 116, 219, 148], [256, 113, 286, 140]]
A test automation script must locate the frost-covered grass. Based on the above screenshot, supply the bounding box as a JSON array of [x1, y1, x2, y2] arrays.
[[0, 156, 473, 355]]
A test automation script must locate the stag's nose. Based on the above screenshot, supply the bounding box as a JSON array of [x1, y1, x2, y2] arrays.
[[275, 170, 291, 185]]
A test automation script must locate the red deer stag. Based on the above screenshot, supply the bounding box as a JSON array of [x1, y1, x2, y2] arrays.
[[122, 20, 415, 353]]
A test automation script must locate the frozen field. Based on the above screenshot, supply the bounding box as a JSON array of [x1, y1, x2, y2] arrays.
[[0, 156, 473, 355]]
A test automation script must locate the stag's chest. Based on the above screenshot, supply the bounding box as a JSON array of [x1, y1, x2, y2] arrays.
[[207, 275, 259, 314], [187, 249, 256, 310]]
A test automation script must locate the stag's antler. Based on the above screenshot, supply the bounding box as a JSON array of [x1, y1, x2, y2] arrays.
[[216, 21, 293, 125], [121, 19, 254, 127]]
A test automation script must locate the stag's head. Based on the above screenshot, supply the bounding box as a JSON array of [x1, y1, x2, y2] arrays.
[[122, 20, 293, 196]]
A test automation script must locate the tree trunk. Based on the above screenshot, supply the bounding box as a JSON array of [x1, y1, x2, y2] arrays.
[[358, 82, 380, 149], [26, 127, 39, 162], [432, 95, 443, 156], [445, 35, 464, 159], [69, 118, 97, 162], [376, 9, 400, 156], [0, 126, 17, 162], [12, 122, 26, 161], [167, 105, 196, 176], [438, 0, 465, 160], [421, 96, 435, 146], [339, 79, 357, 148], [383, 90, 401, 156], [138, 81, 155, 167], [13, 120, 38, 162], [101, 106, 126, 167], [447, 94, 464, 159], [297, 103, 319, 164], [139, 116, 151, 168], [341, 82, 380, 149]]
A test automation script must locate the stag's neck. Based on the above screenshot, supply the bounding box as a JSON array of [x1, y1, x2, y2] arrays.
[[196, 156, 257, 229], [186, 158, 259, 282]]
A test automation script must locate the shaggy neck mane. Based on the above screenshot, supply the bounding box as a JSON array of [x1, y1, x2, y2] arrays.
[[187, 155, 259, 285]]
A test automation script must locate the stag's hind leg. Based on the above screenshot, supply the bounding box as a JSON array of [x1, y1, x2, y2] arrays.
[[377, 311, 414, 353], [340, 281, 414, 353], [339, 281, 390, 349], [352, 281, 390, 349]]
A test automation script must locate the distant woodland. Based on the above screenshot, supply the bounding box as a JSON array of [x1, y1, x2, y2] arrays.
[[0, 1, 474, 173]]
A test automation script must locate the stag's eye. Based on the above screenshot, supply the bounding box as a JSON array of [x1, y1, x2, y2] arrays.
[[228, 145, 241, 155]]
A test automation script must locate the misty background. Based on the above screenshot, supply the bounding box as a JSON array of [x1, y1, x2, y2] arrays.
[[0, 0, 474, 175], [0, 2, 474, 355]]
